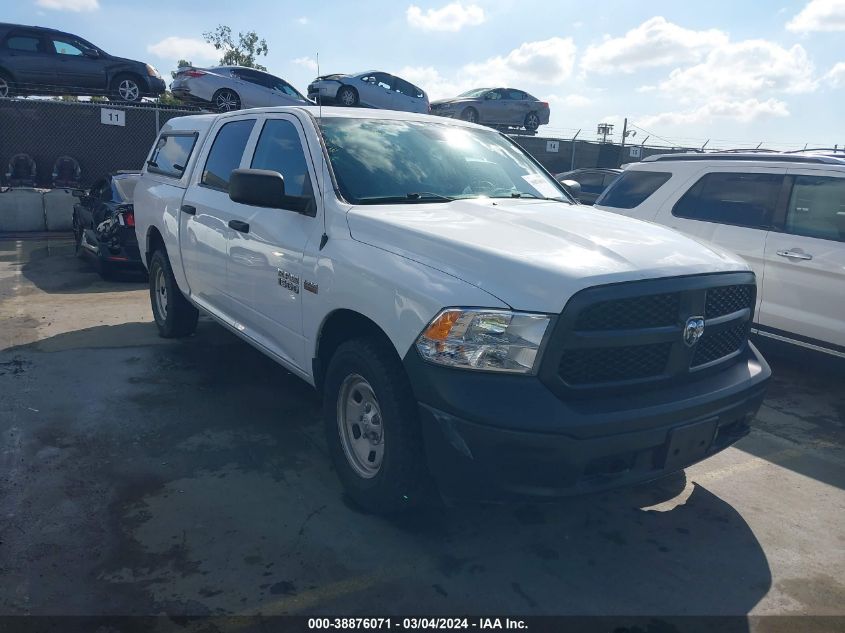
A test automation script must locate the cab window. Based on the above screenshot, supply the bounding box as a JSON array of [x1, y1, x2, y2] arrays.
[[148, 133, 198, 178], [785, 176, 845, 242], [201, 120, 255, 191], [250, 119, 315, 214], [51, 38, 85, 56]]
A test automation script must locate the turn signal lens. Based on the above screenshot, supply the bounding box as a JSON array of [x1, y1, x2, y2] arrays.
[[416, 308, 551, 374]]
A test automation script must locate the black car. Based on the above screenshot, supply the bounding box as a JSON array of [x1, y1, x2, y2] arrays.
[[0, 23, 165, 101], [72, 172, 144, 278], [555, 168, 623, 205]]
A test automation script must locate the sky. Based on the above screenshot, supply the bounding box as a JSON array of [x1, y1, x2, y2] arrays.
[[5, 0, 845, 150]]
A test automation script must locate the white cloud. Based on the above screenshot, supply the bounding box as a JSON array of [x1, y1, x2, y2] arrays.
[[558, 94, 592, 107], [786, 0, 845, 32], [294, 56, 319, 71], [463, 37, 577, 85], [297, 16, 310, 25], [638, 98, 790, 127], [658, 40, 817, 101], [581, 17, 728, 74], [406, 2, 485, 32], [35, 0, 98, 11], [826, 61, 845, 86], [147, 37, 219, 65], [401, 37, 576, 101]]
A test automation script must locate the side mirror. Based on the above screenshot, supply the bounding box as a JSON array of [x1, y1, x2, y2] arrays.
[[72, 188, 87, 198], [229, 169, 286, 208], [228, 168, 315, 214], [83, 49, 100, 59], [559, 179, 582, 201]]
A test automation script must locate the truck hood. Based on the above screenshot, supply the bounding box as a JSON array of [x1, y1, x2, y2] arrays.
[[346, 198, 750, 313]]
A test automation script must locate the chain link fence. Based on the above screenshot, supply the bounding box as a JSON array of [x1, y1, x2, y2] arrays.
[[0, 98, 204, 189]]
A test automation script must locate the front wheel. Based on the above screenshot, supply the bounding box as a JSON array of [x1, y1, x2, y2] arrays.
[[336, 86, 358, 107], [323, 338, 431, 513], [461, 107, 479, 123], [111, 74, 142, 102], [148, 249, 198, 338], [0, 72, 12, 99]]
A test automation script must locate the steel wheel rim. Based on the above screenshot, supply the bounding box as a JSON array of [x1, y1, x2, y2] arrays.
[[216, 91, 238, 111], [337, 374, 384, 479], [340, 89, 355, 106], [0, 78, 8, 98], [154, 267, 168, 321], [119, 80, 139, 101]]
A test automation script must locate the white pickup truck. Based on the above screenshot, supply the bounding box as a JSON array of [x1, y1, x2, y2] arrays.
[[134, 106, 771, 512]]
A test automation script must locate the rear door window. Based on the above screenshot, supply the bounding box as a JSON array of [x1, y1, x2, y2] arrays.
[[201, 119, 255, 191], [6, 34, 43, 52], [784, 175, 845, 242], [597, 170, 672, 209], [672, 172, 783, 229], [148, 133, 198, 178]]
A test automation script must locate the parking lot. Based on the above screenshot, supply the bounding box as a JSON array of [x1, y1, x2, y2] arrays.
[[1, 235, 843, 619]]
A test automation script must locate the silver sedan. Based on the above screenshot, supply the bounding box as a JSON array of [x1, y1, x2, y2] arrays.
[[307, 71, 429, 114], [431, 88, 550, 131], [171, 66, 311, 111]]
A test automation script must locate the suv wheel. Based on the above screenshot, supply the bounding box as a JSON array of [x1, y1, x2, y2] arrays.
[[524, 111, 540, 132], [461, 107, 479, 123], [112, 75, 141, 102], [323, 338, 431, 513], [148, 249, 198, 338], [0, 73, 11, 99]]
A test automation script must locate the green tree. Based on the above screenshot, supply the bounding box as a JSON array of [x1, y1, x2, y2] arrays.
[[157, 90, 183, 106], [203, 25, 268, 70]]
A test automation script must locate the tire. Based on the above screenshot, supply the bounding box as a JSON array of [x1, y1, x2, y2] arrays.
[[524, 111, 541, 132], [111, 74, 142, 103], [461, 107, 479, 124], [0, 71, 12, 99], [213, 88, 241, 112], [148, 249, 199, 338], [72, 215, 84, 257], [323, 338, 431, 513], [336, 86, 359, 107]]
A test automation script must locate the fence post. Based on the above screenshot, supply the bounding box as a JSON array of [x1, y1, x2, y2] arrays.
[[570, 129, 581, 170], [155, 103, 160, 133]]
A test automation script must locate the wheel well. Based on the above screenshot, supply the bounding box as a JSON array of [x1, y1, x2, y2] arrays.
[[146, 226, 165, 266], [0, 66, 13, 80], [111, 72, 143, 89], [314, 310, 395, 389]]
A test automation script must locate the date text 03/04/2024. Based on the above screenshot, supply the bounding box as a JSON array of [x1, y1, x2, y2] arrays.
[[307, 618, 527, 630]]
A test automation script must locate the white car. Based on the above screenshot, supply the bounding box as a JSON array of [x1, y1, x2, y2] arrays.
[[171, 65, 311, 111], [133, 107, 770, 512], [595, 152, 845, 358], [307, 71, 429, 113]]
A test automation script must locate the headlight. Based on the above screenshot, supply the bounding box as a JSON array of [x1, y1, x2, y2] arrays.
[[146, 64, 160, 78], [415, 308, 551, 374]]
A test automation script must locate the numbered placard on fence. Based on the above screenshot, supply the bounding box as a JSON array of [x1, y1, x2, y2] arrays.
[[100, 108, 125, 127], [629, 146, 641, 158], [546, 140, 559, 153]]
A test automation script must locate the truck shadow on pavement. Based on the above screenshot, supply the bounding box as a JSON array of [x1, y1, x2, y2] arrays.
[[0, 320, 771, 620]]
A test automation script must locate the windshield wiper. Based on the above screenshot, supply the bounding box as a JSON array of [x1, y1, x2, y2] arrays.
[[488, 191, 557, 200], [357, 193, 455, 205]]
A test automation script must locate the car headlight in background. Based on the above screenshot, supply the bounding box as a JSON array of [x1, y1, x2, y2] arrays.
[[416, 308, 551, 373], [146, 64, 161, 78]]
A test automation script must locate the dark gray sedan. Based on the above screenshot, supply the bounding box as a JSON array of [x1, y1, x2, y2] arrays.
[[430, 88, 550, 131]]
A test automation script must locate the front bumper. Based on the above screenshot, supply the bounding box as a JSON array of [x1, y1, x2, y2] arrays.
[[146, 76, 166, 96], [308, 81, 341, 102], [405, 343, 770, 500]]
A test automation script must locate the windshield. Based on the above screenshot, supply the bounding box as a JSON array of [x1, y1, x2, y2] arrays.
[[319, 118, 568, 205], [457, 88, 491, 98]]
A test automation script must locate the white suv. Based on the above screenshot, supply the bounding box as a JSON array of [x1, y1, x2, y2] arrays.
[[595, 152, 845, 358]]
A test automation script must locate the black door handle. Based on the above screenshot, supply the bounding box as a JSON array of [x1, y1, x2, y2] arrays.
[[229, 220, 250, 233], [181, 204, 196, 215]]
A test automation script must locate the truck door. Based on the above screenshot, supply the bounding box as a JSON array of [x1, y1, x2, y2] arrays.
[[224, 114, 320, 371], [179, 117, 257, 318]]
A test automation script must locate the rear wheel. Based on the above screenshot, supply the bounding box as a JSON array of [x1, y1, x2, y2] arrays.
[[148, 249, 198, 338], [111, 74, 142, 102], [323, 338, 431, 513], [72, 215, 83, 257], [524, 111, 540, 132], [337, 86, 358, 107], [213, 88, 241, 112], [461, 107, 479, 123]]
